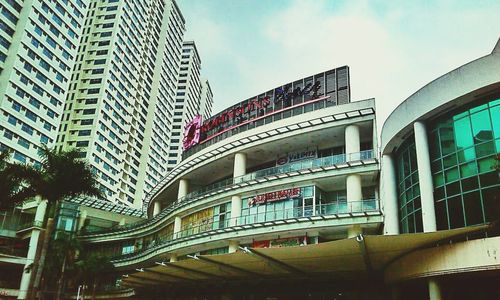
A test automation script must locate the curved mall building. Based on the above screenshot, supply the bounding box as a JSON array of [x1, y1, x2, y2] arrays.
[[81, 41, 500, 299], [78, 66, 389, 299]]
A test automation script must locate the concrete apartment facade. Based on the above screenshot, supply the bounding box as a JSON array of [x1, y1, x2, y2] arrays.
[[56, 0, 186, 208], [0, 0, 88, 165]]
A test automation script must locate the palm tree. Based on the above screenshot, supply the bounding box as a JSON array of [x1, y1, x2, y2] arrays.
[[75, 253, 115, 300], [27, 146, 103, 299], [43, 233, 82, 300], [0, 150, 38, 210]]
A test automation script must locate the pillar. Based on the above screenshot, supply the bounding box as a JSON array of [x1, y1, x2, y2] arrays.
[[347, 224, 362, 238], [382, 154, 400, 235], [18, 199, 47, 299], [233, 153, 247, 179], [169, 254, 178, 263], [414, 121, 437, 232], [345, 124, 360, 160], [428, 278, 442, 300], [119, 218, 126, 226], [346, 174, 362, 212], [153, 201, 161, 217], [177, 179, 189, 202], [228, 240, 239, 253], [173, 216, 182, 238], [77, 209, 87, 231], [230, 195, 242, 226]]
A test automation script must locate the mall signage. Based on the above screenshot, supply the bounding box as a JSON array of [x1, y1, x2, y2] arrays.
[[276, 150, 317, 166], [248, 187, 301, 206], [182, 74, 326, 151]]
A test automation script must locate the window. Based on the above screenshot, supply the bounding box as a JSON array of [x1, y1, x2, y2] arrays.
[[82, 109, 95, 115], [78, 130, 91, 136]]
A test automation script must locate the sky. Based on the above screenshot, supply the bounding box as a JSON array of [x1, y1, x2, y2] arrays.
[[176, 0, 500, 130]]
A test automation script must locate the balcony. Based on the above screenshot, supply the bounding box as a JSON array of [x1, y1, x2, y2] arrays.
[[81, 150, 377, 237], [112, 199, 381, 263]]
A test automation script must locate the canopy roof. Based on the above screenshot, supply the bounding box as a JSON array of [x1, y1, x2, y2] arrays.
[[122, 225, 487, 288]]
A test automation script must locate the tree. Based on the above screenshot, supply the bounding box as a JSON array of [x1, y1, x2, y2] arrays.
[[75, 253, 115, 300], [0, 150, 38, 210], [43, 233, 82, 300], [28, 146, 103, 299]]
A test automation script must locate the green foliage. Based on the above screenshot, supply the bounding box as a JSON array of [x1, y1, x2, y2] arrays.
[[75, 252, 115, 286], [34, 146, 103, 205], [44, 233, 82, 286], [0, 150, 39, 209], [0, 146, 103, 210]]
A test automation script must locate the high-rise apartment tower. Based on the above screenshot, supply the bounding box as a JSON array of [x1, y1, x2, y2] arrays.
[[56, 0, 186, 208], [166, 41, 213, 171], [0, 0, 88, 165]]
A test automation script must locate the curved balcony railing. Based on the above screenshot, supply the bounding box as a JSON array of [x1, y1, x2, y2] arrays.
[[111, 199, 380, 262], [80, 150, 376, 236]]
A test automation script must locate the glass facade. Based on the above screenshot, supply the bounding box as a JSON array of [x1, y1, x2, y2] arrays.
[[429, 98, 500, 230], [395, 137, 423, 233], [396, 98, 500, 233]]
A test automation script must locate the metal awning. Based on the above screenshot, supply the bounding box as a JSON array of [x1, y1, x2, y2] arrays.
[[121, 225, 488, 288]]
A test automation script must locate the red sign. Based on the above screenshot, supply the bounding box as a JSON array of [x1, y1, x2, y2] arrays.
[[248, 188, 301, 206], [252, 236, 307, 248]]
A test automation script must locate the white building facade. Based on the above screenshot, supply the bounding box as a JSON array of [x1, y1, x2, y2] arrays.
[[0, 0, 88, 165], [55, 0, 186, 207]]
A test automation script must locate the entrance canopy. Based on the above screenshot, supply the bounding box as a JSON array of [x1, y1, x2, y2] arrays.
[[122, 225, 488, 288]]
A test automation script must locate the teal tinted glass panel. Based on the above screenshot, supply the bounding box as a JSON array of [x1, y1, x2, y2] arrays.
[[471, 110, 493, 144], [394, 136, 422, 233], [453, 116, 474, 150], [429, 98, 499, 231]]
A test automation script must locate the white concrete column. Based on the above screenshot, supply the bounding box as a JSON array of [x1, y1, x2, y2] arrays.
[[34, 199, 47, 223], [169, 254, 178, 263], [228, 240, 239, 253], [428, 278, 442, 300], [230, 195, 242, 226], [119, 218, 126, 226], [414, 121, 437, 232], [18, 199, 47, 299], [345, 124, 360, 160], [177, 179, 189, 202], [382, 154, 400, 235], [347, 224, 362, 238], [77, 209, 87, 231], [153, 201, 161, 217], [233, 153, 247, 178], [346, 174, 362, 212], [173, 216, 182, 238]]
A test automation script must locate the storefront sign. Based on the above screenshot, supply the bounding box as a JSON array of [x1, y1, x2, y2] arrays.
[[276, 150, 317, 166], [252, 236, 307, 248], [248, 187, 301, 206]]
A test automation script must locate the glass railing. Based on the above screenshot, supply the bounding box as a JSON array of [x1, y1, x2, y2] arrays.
[[17, 220, 44, 232], [83, 150, 375, 236], [113, 199, 380, 261], [179, 150, 374, 202], [0, 211, 31, 233]]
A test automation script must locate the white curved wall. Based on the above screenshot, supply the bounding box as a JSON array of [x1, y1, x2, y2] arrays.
[[381, 48, 500, 154]]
